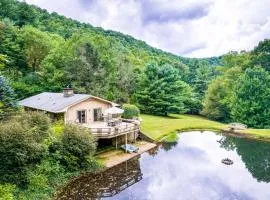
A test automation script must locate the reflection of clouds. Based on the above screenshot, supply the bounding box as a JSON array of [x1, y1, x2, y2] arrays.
[[105, 131, 270, 200], [138, 131, 270, 200]]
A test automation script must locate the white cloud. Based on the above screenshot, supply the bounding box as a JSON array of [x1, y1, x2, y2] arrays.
[[24, 0, 270, 58]]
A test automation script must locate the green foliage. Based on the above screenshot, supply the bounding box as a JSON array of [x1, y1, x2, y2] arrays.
[[0, 113, 50, 185], [201, 77, 231, 121], [137, 62, 195, 116], [19, 25, 62, 71], [16, 158, 74, 200], [163, 132, 179, 143], [223, 51, 251, 69], [58, 124, 97, 171], [0, 184, 15, 200], [122, 104, 140, 119], [0, 112, 100, 199], [185, 59, 219, 102], [0, 75, 17, 119], [203, 48, 270, 128], [0, 0, 221, 104], [0, 54, 7, 70], [252, 39, 270, 71], [52, 121, 64, 138], [1, 0, 269, 129], [231, 67, 270, 128], [201, 67, 242, 121], [0, 20, 27, 72], [14, 112, 51, 142]]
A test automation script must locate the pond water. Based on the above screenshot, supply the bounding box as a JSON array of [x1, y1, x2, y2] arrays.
[[57, 131, 270, 200]]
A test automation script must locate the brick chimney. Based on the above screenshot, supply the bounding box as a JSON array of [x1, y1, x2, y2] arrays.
[[63, 85, 74, 97]]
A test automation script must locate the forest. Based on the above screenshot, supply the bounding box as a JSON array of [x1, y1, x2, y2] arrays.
[[0, 0, 270, 199], [0, 0, 269, 128]]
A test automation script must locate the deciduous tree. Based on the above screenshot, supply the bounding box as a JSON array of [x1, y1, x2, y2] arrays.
[[231, 67, 270, 128]]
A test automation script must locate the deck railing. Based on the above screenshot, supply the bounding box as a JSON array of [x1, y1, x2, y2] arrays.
[[89, 123, 140, 138]]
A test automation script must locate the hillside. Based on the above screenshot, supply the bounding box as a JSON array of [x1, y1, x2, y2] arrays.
[[1, 0, 269, 129], [0, 0, 223, 104], [0, 0, 222, 65]]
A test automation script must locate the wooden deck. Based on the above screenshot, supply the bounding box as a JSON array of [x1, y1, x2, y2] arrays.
[[96, 141, 157, 168], [82, 121, 140, 139]]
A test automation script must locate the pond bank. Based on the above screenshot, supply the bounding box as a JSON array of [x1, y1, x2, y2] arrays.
[[96, 141, 156, 168], [141, 114, 270, 141], [57, 131, 270, 200], [223, 129, 270, 142]]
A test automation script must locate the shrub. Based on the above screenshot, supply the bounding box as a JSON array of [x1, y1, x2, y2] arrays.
[[18, 158, 72, 200], [13, 112, 51, 142], [0, 121, 46, 185], [59, 124, 97, 171], [0, 112, 51, 185], [0, 184, 16, 200], [122, 104, 140, 119]]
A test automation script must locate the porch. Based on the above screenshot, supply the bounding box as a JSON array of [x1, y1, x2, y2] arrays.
[[81, 120, 140, 139]]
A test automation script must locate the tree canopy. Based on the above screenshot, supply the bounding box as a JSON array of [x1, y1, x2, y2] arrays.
[[231, 67, 270, 128], [0, 0, 269, 128], [136, 62, 194, 116]]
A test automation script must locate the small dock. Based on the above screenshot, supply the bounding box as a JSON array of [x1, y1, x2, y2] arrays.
[[96, 141, 156, 168]]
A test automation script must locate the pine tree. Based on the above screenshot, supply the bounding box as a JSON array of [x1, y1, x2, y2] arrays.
[[0, 75, 17, 119], [136, 62, 193, 116]]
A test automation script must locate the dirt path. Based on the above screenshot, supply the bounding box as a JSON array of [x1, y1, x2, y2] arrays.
[[96, 141, 156, 168]]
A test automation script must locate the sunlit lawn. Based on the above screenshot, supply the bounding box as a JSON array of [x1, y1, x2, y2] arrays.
[[141, 114, 226, 140], [241, 129, 270, 139], [141, 114, 270, 141]]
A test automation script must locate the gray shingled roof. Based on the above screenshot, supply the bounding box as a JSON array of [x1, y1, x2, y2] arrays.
[[19, 92, 92, 113]]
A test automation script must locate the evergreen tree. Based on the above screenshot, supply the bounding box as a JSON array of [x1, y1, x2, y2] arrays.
[[0, 75, 17, 119], [136, 62, 193, 116]]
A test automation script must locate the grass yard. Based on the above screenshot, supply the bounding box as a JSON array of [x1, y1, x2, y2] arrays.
[[241, 129, 270, 139], [141, 114, 270, 141]]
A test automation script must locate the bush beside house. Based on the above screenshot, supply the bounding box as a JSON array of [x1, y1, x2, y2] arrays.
[[122, 104, 140, 119]]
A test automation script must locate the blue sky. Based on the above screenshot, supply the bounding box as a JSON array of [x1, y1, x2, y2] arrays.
[[24, 0, 270, 58]]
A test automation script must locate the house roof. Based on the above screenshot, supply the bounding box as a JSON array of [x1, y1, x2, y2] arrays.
[[19, 92, 116, 113]]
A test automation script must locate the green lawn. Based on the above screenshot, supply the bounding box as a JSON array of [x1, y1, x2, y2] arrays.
[[141, 114, 270, 141], [241, 129, 270, 139]]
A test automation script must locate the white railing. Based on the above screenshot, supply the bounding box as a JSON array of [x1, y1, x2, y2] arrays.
[[89, 124, 140, 138]]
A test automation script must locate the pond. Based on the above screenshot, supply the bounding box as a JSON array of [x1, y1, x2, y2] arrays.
[[57, 131, 270, 200]]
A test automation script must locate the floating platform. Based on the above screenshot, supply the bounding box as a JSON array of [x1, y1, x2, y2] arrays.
[[222, 158, 233, 165]]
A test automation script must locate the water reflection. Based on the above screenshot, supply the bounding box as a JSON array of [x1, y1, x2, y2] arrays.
[[57, 131, 270, 200], [57, 157, 142, 199], [219, 136, 270, 183]]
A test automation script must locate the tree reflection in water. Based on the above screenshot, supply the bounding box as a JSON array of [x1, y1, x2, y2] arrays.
[[57, 157, 143, 199], [57, 132, 270, 199], [219, 135, 270, 183]]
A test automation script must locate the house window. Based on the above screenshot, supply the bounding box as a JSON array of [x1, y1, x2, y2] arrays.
[[93, 108, 102, 122], [77, 110, 86, 123]]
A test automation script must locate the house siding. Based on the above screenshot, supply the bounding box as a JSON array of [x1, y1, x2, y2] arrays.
[[65, 98, 111, 124]]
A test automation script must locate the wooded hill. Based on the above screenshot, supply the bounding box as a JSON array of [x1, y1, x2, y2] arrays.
[[0, 0, 221, 100], [0, 0, 270, 129]]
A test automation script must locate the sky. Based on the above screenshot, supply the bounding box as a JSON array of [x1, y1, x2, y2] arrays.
[[23, 0, 270, 58]]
